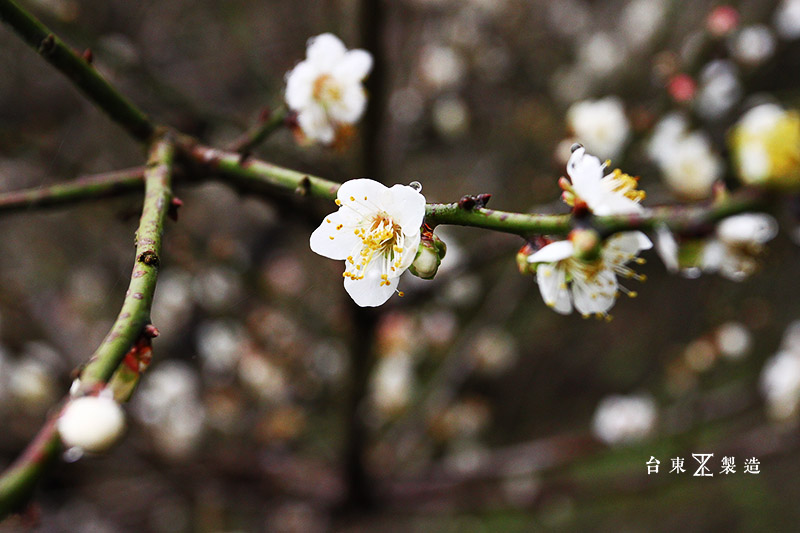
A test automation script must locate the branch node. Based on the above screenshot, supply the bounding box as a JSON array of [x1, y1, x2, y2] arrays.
[[37, 34, 55, 56], [137, 250, 159, 268], [295, 176, 311, 196]]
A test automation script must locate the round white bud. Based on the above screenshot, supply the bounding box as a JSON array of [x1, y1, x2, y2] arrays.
[[57, 396, 126, 453]]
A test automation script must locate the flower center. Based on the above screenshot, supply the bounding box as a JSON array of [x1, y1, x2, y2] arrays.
[[313, 75, 342, 107], [344, 213, 406, 284]]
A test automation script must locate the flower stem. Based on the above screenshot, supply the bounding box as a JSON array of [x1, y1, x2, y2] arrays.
[[0, 0, 155, 142]]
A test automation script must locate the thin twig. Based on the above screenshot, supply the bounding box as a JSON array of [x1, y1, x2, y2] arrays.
[[0, 0, 155, 142], [0, 167, 145, 213], [228, 105, 289, 154]]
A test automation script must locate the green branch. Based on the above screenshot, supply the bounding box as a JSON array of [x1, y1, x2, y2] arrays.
[[78, 136, 175, 392], [0, 167, 144, 213], [0, 0, 155, 142], [0, 417, 60, 518], [0, 137, 175, 520]]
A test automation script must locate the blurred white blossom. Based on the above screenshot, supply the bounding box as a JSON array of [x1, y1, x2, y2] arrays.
[[729, 25, 776, 67], [775, 0, 800, 40], [648, 114, 722, 199], [592, 394, 657, 445], [285, 33, 372, 144], [696, 60, 741, 120], [133, 361, 206, 459], [702, 213, 778, 281], [566, 97, 630, 160]]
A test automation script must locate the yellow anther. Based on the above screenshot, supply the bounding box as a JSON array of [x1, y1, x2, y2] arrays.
[[398, 291, 405, 297], [628, 291, 638, 298], [329, 236, 334, 240], [350, 196, 355, 201], [336, 224, 343, 230], [335, 199, 342, 206], [326, 218, 331, 223]]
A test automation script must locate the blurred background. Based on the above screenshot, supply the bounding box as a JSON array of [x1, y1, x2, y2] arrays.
[[2, 0, 800, 531]]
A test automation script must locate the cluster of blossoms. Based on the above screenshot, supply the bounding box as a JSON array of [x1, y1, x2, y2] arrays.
[[520, 146, 652, 318]]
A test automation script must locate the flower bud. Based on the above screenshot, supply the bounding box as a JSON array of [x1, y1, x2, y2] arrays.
[[409, 231, 446, 279], [57, 395, 126, 453], [570, 228, 601, 262]]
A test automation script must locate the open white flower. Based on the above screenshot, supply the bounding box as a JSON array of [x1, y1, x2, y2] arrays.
[[564, 146, 645, 216], [285, 33, 373, 144], [310, 179, 425, 307], [527, 231, 652, 317]]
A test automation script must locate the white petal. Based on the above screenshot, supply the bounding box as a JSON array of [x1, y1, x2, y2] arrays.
[[717, 213, 778, 245], [297, 107, 335, 144], [528, 240, 575, 263], [655, 226, 679, 273], [590, 194, 643, 216], [333, 49, 373, 80], [344, 262, 397, 307], [385, 184, 426, 233], [536, 264, 572, 314], [396, 231, 422, 272], [567, 147, 605, 199], [572, 268, 617, 316], [306, 33, 347, 67], [309, 211, 363, 260], [327, 85, 367, 123], [285, 61, 317, 110], [337, 179, 389, 212], [604, 231, 652, 264]]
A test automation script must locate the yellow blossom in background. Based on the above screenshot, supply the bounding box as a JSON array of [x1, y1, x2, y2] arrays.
[[730, 103, 800, 187]]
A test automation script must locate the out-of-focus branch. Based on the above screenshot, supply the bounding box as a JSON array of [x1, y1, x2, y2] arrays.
[[0, 0, 155, 142], [0, 167, 145, 213], [228, 105, 289, 153], [0, 417, 60, 518], [0, 136, 175, 520]]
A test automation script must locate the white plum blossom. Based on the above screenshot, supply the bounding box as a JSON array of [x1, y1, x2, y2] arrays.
[[527, 231, 652, 317], [647, 113, 723, 199], [702, 213, 778, 281], [285, 33, 373, 144], [310, 179, 426, 307], [563, 146, 645, 216], [592, 394, 657, 445], [566, 97, 630, 160], [57, 394, 126, 453]]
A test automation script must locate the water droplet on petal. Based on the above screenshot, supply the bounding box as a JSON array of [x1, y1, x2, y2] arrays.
[[63, 446, 84, 463], [570, 143, 583, 153], [409, 181, 422, 192]]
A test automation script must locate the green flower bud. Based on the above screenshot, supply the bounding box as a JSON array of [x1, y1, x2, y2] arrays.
[[409, 231, 446, 279]]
